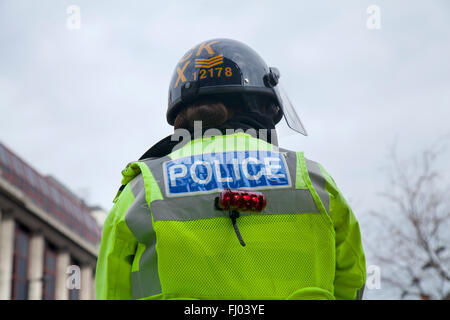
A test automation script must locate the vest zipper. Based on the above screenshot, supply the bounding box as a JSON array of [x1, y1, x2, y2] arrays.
[[229, 210, 246, 247]]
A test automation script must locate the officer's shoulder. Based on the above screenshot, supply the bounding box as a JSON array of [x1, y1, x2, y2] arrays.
[[302, 155, 340, 190], [303, 155, 324, 170], [120, 156, 167, 189], [112, 161, 144, 203], [120, 161, 143, 184], [278, 147, 321, 167]]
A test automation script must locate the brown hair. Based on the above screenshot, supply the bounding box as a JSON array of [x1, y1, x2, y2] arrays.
[[174, 97, 236, 130]]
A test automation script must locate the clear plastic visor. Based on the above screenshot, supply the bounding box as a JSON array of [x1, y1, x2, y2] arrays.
[[274, 83, 308, 136]]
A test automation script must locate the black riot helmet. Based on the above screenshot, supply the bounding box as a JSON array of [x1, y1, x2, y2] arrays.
[[167, 38, 307, 135]]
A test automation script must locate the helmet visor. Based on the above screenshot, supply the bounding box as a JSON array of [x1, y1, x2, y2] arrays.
[[274, 83, 308, 136]]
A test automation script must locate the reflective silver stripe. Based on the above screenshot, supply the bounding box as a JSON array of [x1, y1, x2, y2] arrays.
[[278, 147, 297, 181], [150, 188, 319, 221], [305, 158, 330, 214], [143, 150, 319, 221], [125, 175, 162, 299], [131, 244, 160, 299]]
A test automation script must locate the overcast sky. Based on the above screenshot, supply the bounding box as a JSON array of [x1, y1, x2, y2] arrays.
[[1, 1, 449, 299]]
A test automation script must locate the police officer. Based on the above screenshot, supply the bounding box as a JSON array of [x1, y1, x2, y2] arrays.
[[95, 39, 366, 300]]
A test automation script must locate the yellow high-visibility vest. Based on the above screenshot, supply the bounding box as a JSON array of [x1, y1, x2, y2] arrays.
[[95, 133, 366, 300]]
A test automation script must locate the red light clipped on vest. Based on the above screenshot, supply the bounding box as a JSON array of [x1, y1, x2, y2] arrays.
[[216, 189, 267, 213], [232, 193, 241, 206], [250, 194, 266, 212], [217, 189, 233, 211]]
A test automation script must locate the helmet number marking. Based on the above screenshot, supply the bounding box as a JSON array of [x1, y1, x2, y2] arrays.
[[195, 67, 232, 81]]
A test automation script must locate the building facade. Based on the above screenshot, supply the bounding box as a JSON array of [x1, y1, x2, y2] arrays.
[[0, 141, 103, 300]]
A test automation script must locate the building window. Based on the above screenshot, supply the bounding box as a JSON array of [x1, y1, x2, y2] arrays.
[[11, 223, 30, 300], [42, 242, 57, 300], [68, 258, 80, 300]]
